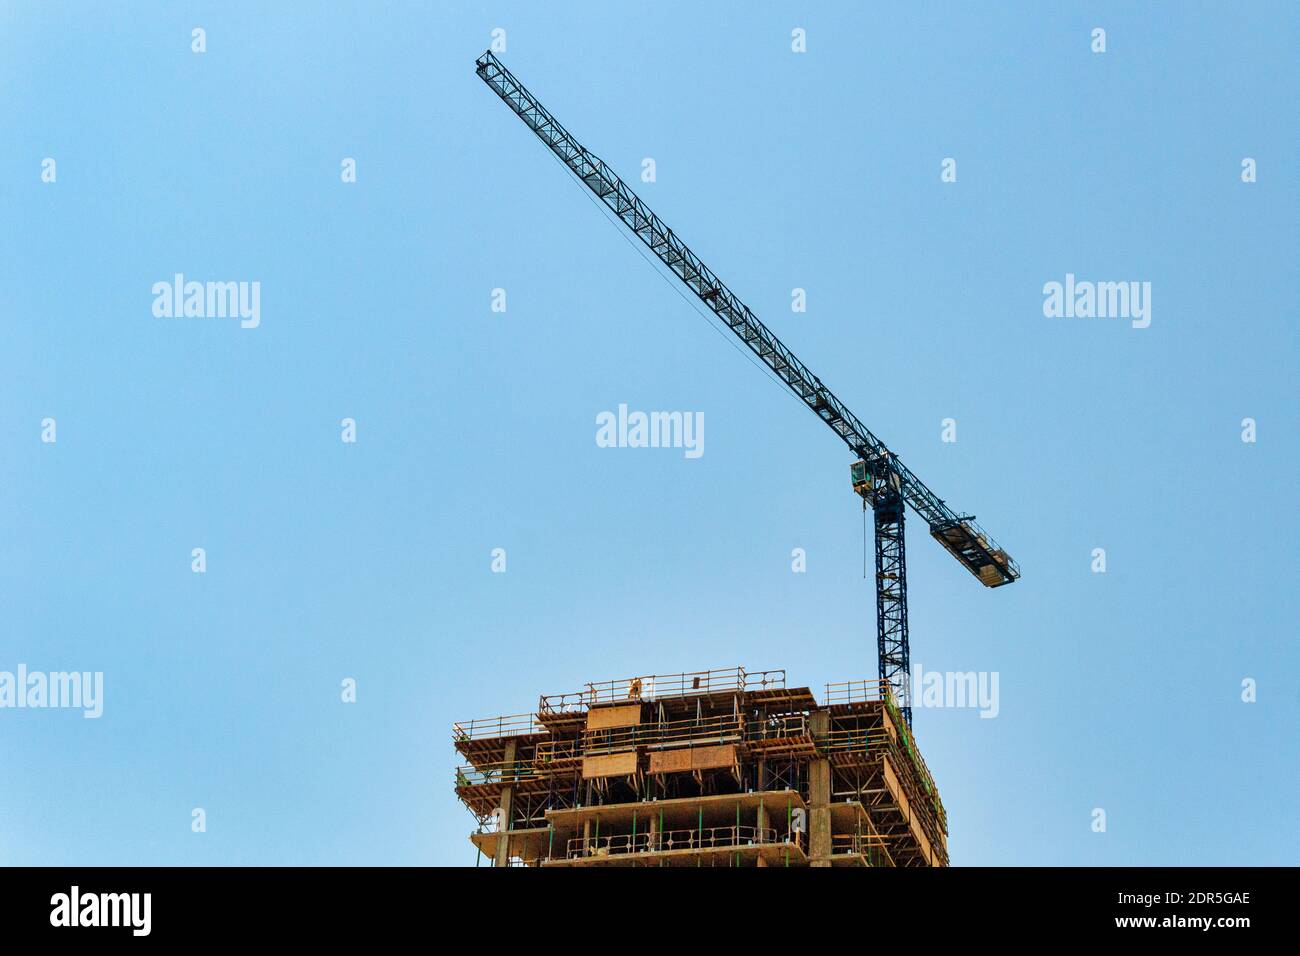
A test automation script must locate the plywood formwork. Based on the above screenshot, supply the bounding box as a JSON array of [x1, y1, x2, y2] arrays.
[[585, 703, 643, 731], [582, 751, 639, 780], [453, 665, 948, 867], [647, 743, 738, 774]]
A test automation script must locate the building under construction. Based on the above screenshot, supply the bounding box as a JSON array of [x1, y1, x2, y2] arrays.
[[453, 666, 947, 867]]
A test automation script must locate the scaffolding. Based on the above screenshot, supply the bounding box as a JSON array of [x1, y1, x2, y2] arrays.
[[453, 665, 948, 867]]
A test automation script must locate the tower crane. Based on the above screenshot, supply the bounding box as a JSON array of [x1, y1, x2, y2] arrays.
[[476, 52, 1019, 725]]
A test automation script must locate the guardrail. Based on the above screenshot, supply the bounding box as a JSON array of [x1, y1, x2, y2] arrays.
[[822, 728, 891, 752], [533, 739, 581, 764], [742, 669, 787, 692], [565, 824, 779, 859], [454, 761, 548, 788], [962, 516, 1021, 579], [582, 667, 747, 706], [746, 714, 810, 741], [452, 713, 541, 743], [823, 679, 893, 707], [536, 691, 588, 718], [582, 713, 744, 753], [832, 833, 893, 865], [540, 666, 786, 714]]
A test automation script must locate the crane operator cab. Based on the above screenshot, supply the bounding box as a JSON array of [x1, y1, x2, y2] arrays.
[[850, 459, 871, 496], [850, 455, 900, 504]]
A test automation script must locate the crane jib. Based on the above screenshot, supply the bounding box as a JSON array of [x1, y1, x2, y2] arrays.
[[475, 51, 1018, 588]]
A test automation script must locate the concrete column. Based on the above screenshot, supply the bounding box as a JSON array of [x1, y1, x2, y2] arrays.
[[809, 710, 832, 866], [493, 738, 517, 868]]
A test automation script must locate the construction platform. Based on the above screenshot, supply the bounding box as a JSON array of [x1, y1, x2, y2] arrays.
[[453, 666, 948, 867]]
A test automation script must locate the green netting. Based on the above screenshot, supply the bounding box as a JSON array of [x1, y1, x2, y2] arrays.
[[884, 696, 946, 824]]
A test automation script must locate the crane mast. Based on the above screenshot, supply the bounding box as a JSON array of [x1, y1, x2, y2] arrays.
[[476, 51, 1018, 724]]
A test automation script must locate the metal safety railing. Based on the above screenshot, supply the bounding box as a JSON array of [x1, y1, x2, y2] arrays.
[[823, 679, 894, 707], [822, 728, 892, 753], [746, 714, 811, 742], [583, 667, 746, 705], [540, 666, 786, 714], [742, 669, 788, 692], [832, 833, 894, 866], [582, 713, 744, 753], [533, 739, 582, 764], [452, 712, 542, 743], [536, 691, 588, 718], [565, 824, 779, 860], [961, 516, 1021, 579], [454, 760, 550, 788]]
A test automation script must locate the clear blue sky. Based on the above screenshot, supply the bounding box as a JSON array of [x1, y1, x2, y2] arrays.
[[2, 2, 1296, 866]]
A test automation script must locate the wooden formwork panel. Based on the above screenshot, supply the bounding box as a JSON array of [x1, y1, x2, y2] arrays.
[[582, 751, 639, 779], [647, 749, 693, 774], [647, 743, 737, 775], [882, 753, 934, 866], [586, 703, 643, 731], [692, 744, 737, 770], [880, 706, 898, 745]]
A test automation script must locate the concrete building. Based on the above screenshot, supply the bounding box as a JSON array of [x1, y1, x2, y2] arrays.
[[453, 666, 947, 867]]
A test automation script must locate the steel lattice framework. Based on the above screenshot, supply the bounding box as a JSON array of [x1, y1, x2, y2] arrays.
[[476, 51, 1019, 723], [873, 488, 911, 725]]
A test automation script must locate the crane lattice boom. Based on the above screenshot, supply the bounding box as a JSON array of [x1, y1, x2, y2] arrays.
[[476, 51, 1019, 721], [476, 52, 1017, 588]]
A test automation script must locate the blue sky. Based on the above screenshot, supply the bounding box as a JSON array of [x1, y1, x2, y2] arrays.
[[2, 2, 1296, 866]]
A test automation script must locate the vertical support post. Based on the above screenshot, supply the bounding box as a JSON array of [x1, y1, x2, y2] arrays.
[[809, 709, 832, 866], [493, 738, 517, 868]]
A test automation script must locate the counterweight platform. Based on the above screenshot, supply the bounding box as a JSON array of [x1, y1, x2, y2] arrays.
[[453, 666, 947, 867]]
